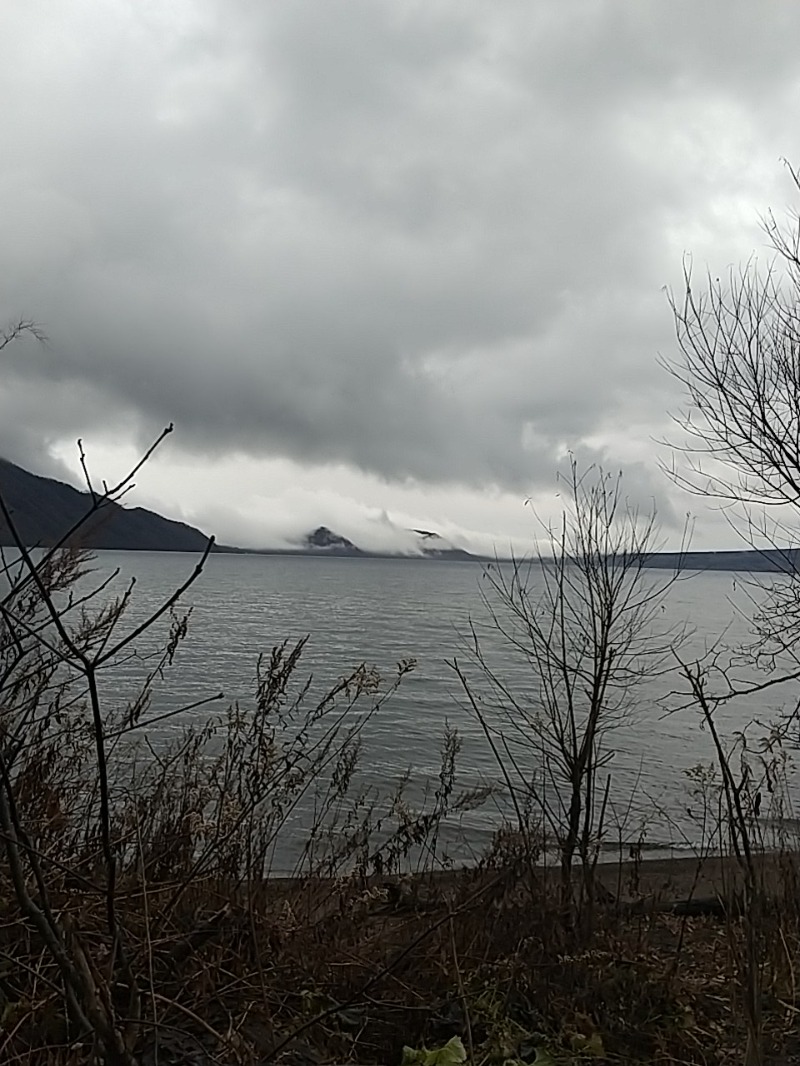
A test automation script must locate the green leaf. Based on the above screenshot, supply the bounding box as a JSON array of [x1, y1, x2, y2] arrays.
[[584, 1031, 605, 1059], [402, 1036, 468, 1066], [570, 1030, 605, 1059], [402, 1048, 426, 1066], [532, 1050, 556, 1066], [434, 1036, 468, 1066]]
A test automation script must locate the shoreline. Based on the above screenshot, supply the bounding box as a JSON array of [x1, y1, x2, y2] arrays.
[[259, 848, 797, 911]]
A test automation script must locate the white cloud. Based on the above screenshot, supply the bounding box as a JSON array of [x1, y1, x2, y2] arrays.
[[2, 1, 799, 550]]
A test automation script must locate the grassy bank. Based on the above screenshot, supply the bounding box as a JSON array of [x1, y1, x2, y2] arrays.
[[2, 847, 800, 1064]]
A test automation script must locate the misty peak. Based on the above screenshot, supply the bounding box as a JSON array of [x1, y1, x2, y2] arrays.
[[303, 526, 362, 553]]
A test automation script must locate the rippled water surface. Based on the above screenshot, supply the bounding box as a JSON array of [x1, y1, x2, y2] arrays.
[[76, 551, 800, 863]]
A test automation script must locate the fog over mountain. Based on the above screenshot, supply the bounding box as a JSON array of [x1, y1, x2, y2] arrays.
[[1, 2, 798, 552]]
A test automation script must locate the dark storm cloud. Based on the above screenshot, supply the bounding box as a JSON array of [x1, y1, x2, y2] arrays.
[[0, 1, 797, 502]]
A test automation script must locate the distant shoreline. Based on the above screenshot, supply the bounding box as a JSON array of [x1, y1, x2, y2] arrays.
[[212, 544, 800, 573], [4, 458, 800, 570]]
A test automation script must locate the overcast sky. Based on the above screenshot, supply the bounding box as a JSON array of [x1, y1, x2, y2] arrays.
[[1, 1, 798, 552]]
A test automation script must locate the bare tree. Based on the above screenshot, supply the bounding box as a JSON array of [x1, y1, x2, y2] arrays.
[[663, 164, 800, 658], [453, 460, 684, 928], [0, 419, 215, 1064], [660, 167, 800, 1066]]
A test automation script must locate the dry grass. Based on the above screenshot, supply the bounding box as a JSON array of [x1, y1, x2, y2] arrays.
[[2, 845, 800, 1064]]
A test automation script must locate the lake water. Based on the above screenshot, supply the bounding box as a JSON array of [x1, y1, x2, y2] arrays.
[[70, 551, 800, 869]]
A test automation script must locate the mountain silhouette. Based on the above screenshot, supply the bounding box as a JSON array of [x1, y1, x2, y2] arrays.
[[0, 458, 210, 552]]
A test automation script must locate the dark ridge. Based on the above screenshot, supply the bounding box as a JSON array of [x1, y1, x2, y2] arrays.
[[640, 548, 800, 573], [302, 526, 363, 554], [0, 458, 211, 552]]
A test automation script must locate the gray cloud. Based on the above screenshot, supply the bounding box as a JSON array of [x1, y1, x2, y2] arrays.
[[0, 1, 798, 543]]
